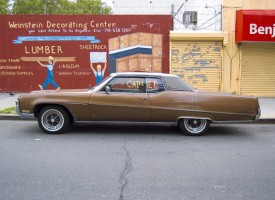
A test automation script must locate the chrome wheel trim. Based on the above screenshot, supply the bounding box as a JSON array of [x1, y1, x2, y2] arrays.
[[184, 118, 207, 134], [41, 109, 64, 132]]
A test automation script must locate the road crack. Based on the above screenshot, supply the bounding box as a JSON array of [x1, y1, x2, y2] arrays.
[[119, 142, 132, 200]]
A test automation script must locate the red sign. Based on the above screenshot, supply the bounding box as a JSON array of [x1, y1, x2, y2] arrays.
[[0, 15, 172, 92], [236, 10, 275, 43]]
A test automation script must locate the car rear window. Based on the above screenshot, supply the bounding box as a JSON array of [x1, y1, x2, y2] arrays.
[[162, 76, 194, 91], [146, 78, 165, 93]]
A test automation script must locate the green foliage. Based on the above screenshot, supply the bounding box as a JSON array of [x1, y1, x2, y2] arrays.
[[72, 0, 111, 14], [11, 0, 111, 14], [0, 0, 9, 14], [0, 106, 16, 114]]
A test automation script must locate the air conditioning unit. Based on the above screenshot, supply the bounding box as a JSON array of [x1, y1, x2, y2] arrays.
[[183, 11, 197, 24]]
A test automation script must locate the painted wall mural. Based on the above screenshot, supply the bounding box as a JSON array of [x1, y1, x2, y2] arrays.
[[108, 33, 163, 73], [0, 15, 171, 92]]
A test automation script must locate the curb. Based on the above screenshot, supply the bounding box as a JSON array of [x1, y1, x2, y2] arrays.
[[0, 114, 274, 124], [0, 114, 35, 121], [254, 119, 275, 124]]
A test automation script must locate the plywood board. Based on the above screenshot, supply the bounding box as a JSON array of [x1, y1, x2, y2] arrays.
[[152, 58, 162, 72], [139, 54, 152, 71], [108, 37, 120, 51], [129, 33, 139, 46], [139, 33, 152, 46], [153, 34, 162, 47], [120, 35, 130, 49], [152, 47, 162, 58], [129, 55, 139, 72], [116, 57, 128, 72]]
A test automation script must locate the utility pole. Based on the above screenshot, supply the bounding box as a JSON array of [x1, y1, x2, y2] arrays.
[[171, 4, 174, 30]]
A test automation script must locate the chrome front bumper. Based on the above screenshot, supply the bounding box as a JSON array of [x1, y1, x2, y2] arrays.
[[15, 100, 35, 119]]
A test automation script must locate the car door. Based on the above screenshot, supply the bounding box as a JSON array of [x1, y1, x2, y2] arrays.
[[89, 76, 150, 121], [147, 77, 194, 122]]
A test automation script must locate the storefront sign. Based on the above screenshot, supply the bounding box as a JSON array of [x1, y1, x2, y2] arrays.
[[0, 15, 171, 92], [236, 10, 275, 43]]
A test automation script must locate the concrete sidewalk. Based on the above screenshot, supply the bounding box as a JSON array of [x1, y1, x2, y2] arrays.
[[0, 93, 274, 121], [258, 98, 275, 119], [0, 93, 18, 111]]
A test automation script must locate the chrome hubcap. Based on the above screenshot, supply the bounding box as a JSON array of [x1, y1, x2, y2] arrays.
[[41, 109, 64, 132], [184, 118, 207, 134]]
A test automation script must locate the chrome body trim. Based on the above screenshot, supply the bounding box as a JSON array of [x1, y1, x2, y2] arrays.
[[19, 113, 35, 119], [63, 102, 89, 106], [15, 100, 35, 119], [73, 120, 256, 125], [177, 116, 256, 124], [177, 116, 212, 122], [255, 107, 261, 121], [211, 120, 255, 124], [15, 100, 20, 114]]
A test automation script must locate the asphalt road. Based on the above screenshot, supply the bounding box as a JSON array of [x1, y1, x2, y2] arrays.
[[0, 120, 275, 200]]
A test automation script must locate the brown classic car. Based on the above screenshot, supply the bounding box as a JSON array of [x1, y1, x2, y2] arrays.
[[16, 72, 261, 136]]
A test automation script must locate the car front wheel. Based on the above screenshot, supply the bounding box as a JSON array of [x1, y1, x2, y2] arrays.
[[179, 118, 210, 136], [38, 106, 70, 134]]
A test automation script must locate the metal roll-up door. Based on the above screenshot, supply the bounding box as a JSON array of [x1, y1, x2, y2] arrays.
[[170, 41, 222, 91], [241, 43, 275, 97]]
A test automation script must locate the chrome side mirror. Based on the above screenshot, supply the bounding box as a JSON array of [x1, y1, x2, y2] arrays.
[[105, 86, 111, 94]]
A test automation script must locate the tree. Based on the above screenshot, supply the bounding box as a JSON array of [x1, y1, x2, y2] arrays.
[[71, 0, 111, 14], [0, 0, 9, 14], [11, 0, 111, 14], [12, 0, 43, 14]]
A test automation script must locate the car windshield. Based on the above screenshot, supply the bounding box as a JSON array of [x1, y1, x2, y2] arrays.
[[91, 75, 113, 92]]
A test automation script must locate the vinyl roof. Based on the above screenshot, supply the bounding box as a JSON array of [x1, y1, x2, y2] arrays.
[[111, 72, 177, 77]]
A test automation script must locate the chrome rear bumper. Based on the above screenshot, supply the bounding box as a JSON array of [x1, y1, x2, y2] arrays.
[[255, 107, 261, 121]]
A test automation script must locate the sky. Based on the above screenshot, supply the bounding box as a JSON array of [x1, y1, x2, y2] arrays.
[[102, 0, 113, 7], [68, 0, 113, 7]]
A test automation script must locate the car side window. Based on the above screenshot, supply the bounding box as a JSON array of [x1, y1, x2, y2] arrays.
[[107, 77, 146, 93], [146, 78, 165, 93]]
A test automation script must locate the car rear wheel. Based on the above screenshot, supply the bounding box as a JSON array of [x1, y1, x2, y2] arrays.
[[179, 118, 210, 136], [38, 106, 70, 134]]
